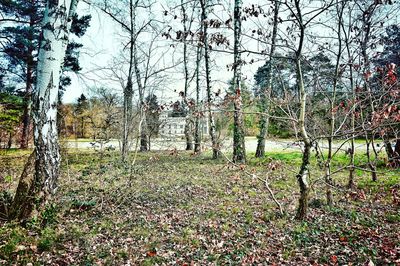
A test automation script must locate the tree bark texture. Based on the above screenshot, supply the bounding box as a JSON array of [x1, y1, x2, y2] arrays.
[[232, 0, 246, 163], [194, 45, 202, 153], [200, 0, 219, 159], [293, 0, 310, 220], [11, 0, 79, 221], [121, 0, 136, 161]]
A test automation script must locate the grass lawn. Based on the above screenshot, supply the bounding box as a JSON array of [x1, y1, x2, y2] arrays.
[[0, 149, 399, 265]]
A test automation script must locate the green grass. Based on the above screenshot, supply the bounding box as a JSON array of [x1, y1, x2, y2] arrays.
[[0, 148, 32, 156]]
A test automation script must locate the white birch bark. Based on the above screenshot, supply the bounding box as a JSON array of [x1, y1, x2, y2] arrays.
[[11, 0, 80, 220], [34, 0, 79, 194]]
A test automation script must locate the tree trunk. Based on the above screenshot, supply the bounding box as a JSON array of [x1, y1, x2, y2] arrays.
[[295, 55, 311, 220], [361, 4, 378, 182], [343, 12, 356, 188], [255, 0, 279, 158], [20, 66, 33, 149], [325, 137, 334, 206], [348, 66, 356, 188], [122, 79, 133, 159], [384, 137, 394, 159], [80, 116, 84, 138], [200, 0, 219, 159], [140, 116, 148, 152], [348, 140, 356, 188], [325, 3, 344, 206], [181, 0, 194, 151], [121, 0, 136, 161], [293, 1, 310, 220], [194, 46, 202, 153], [132, 13, 148, 152], [20, 6, 35, 149], [7, 132, 12, 149], [184, 118, 194, 150], [395, 138, 400, 155], [366, 139, 377, 181], [385, 137, 400, 167], [11, 0, 79, 221], [296, 139, 311, 220], [9, 152, 35, 220], [232, 0, 246, 164]]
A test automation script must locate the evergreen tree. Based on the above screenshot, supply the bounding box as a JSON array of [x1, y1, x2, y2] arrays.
[[253, 55, 296, 98], [375, 24, 400, 69], [0, 92, 23, 148], [75, 93, 89, 138], [0, 0, 91, 148], [171, 100, 187, 117]]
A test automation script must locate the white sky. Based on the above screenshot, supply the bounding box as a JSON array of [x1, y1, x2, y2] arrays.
[[64, 0, 400, 104], [64, 0, 266, 104]]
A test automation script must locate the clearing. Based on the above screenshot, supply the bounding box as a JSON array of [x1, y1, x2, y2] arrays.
[[0, 149, 399, 265]]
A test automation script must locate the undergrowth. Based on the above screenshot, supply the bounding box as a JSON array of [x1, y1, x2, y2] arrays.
[[0, 150, 398, 265]]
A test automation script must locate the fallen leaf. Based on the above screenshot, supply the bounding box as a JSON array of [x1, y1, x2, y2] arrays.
[[146, 250, 157, 257]]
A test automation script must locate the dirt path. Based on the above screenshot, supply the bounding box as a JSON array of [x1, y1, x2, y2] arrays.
[[63, 137, 367, 153]]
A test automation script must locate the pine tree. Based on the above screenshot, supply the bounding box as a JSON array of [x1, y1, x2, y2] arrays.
[[0, 0, 91, 148], [75, 93, 89, 138], [375, 25, 400, 68]]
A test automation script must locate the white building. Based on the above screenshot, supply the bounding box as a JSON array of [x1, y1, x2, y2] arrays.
[[159, 111, 209, 137]]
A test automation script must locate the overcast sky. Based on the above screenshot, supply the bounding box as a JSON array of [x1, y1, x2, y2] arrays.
[[64, 0, 266, 104], [64, 0, 400, 104]]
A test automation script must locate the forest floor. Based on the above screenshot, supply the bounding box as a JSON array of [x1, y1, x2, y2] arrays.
[[0, 149, 399, 265]]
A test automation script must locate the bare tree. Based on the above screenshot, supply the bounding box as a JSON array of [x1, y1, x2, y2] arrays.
[[255, 0, 280, 158], [323, 0, 345, 206], [200, 0, 219, 159], [97, 0, 166, 154], [180, 0, 196, 151], [283, 0, 333, 220], [231, 0, 246, 163], [194, 44, 203, 153]]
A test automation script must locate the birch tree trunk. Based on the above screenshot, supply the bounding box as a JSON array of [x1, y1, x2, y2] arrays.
[[255, 0, 280, 158], [200, 0, 219, 159], [11, 0, 79, 220], [232, 0, 246, 163]]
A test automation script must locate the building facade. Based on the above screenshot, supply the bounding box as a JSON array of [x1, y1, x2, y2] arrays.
[[159, 111, 209, 137]]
